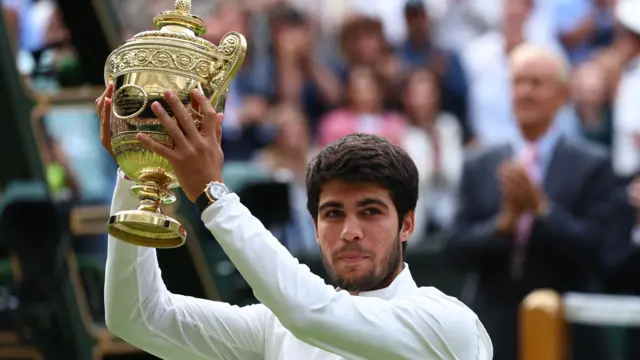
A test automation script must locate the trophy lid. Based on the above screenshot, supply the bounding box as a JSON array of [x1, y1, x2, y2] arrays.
[[153, 0, 206, 37], [105, 0, 248, 109]]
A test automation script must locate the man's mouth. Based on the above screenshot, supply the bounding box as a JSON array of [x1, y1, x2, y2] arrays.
[[337, 252, 369, 263]]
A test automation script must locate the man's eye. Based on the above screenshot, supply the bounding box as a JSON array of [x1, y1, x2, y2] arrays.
[[363, 208, 381, 216], [326, 210, 341, 218]]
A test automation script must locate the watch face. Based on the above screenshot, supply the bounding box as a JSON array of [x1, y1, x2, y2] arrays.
[[208, 183, 228, 200]]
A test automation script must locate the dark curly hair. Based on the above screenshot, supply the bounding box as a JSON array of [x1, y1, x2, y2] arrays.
[[305, 133, 419, 233]]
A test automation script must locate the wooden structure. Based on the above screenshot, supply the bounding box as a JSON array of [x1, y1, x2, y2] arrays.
[[520, 289, 568, 360]]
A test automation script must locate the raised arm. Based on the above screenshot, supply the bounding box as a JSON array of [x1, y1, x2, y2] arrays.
[[104, 171, 268, 360], [129, 88, 492, 359], [203, 194, 493, 360]]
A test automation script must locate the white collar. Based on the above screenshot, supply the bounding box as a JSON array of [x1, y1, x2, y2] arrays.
[[354, 263, 418, 300]]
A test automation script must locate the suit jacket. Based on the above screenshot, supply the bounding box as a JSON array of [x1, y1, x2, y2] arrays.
[[445, 136, 616, 360], [602, 188, 640, 360], [603, 187, 640, 295]]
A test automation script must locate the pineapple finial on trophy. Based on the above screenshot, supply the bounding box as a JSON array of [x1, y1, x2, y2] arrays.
[[175, 0, 191, 13]]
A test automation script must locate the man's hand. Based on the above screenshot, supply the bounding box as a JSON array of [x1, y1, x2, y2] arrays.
[[239, 96, 269, 126], [496, 200, 520, 235], [137, 89, 224, 202], [97, 82, 115, 159], [498, 161, 545, 213], [496, 161, 523, 234]]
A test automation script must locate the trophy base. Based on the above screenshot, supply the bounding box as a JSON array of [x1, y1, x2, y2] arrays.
[[107, 210, 186, 248]]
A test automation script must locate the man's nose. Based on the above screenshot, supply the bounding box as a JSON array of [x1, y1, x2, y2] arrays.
[[340, 216, 363, 241]]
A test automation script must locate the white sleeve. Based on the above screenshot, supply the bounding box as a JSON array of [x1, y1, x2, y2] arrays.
[[202, 194, 493, 360], [104, 170, 268, 360]]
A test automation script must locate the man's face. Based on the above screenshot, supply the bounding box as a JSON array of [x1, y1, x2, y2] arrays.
[[504, 0, 531, 25], [314, 180, 414, 292], [405, 9, 428, 36], [512, 56, 567, 129]]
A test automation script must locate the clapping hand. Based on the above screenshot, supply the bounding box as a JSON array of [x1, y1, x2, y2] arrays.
[[136, 89, 225, 202], [498, 161, 545, 213]]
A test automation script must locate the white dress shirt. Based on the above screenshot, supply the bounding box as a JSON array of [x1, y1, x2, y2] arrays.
[[105, 171, 493, 360]]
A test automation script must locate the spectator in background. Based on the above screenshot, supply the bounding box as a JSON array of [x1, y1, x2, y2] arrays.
[[592, 45, 625, 95], [253, 103, 318, 254], [397, 0, 472, 144], [42, 129, 79, 202], [427, 0, 502, 53], [204, 1, 276, 161], [611, 1, 640, 182], [401, 68, 463, 244], [445, 44, 614, 360], [555, 0, 615, 66], [316, 65, 407, 148], [214, 2, 341, 161], [571, 61, 613, 147], [462, 0, 577, 146], [2, 0, 19, 55], [7, 0, 58, 76], [337, 16, 402, 94], [269, 3, 342, 128]]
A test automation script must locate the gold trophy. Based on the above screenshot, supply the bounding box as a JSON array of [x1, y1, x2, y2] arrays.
[[104, 0, 246, 248]]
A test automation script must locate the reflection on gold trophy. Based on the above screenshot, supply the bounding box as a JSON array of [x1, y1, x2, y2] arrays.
[[104, 0, 246, 248]]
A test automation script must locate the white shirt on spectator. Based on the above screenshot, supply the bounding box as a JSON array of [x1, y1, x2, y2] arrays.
[[613, 58, 640, 178], [430, 0, 503, 52], [105, 170, 493, 360]]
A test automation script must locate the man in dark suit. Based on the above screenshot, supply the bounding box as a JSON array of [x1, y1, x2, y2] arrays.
[[445, 44, 616, 360], [603, 178, 640, 360]]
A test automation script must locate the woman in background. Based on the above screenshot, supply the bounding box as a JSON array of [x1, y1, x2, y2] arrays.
[[401, 68, 464, 245], [316, 65, 407, 147], [571, 61, 613, 148]]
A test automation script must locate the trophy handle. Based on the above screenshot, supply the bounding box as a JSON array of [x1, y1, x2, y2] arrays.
[[205, 32, 247, 111]]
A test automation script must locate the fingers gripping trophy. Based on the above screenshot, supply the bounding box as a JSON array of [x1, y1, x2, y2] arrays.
[[102, 0, 246, 248]]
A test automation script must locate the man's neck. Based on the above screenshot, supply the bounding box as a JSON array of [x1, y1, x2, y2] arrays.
[[408, 34, 429, 49], [348, 263, 405, 296], [410, 109, 438, 129]]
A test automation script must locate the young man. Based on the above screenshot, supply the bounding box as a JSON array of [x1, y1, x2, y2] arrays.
[[97, 85, 492, 359]]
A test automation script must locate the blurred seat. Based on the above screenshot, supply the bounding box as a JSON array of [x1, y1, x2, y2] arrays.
[[0, 346, 45, 360], [222, 161, 270, 193], [0, 181, 150, 359], [0, 181, 72, 359]]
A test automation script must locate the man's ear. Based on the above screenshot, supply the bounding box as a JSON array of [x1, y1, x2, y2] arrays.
[[399, 211, 415, 244], [313, 218, 319, 244]]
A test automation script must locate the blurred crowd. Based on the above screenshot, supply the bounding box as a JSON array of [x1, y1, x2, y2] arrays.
[[4, 0, 640, 359]]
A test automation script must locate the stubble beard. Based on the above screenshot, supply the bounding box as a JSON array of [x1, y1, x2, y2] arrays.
[[321, 234, 403, 292]]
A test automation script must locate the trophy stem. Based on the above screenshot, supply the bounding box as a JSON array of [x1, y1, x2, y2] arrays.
[[130, 180, 177, 208], [138, 198, 161, 213], [106, 180, 186, 248]]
